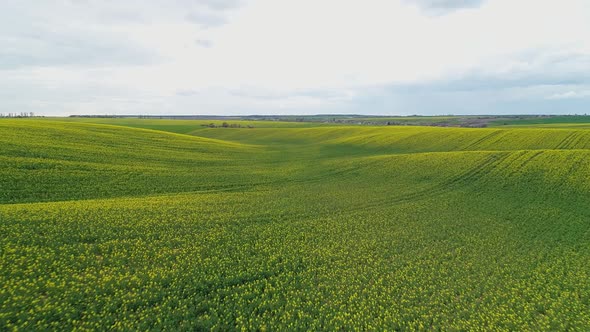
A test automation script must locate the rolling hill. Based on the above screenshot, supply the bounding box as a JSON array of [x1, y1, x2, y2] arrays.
[[1, 118, 589, 330]]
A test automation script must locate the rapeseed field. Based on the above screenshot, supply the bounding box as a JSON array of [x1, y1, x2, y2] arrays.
[[1, 119, 589, 330]]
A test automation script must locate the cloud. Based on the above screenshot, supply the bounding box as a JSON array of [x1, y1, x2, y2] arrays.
[[340, 48, 590, 115], [185, 11, 227, 28], [0, 29, 160, 69], [196, 0, 242, 11], [2, 0, 590, 116], [228, 87, 354, 101], [181, 0, 243, 27], [176, 89, 200, 96], [547, 91, 590, 100], [0, 0, 244, 69], [389, 50, 590, 93], [195, 39, 214, 48], [404, 0, 485, 14]]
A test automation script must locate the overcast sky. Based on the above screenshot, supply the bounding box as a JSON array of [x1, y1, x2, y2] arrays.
[[2, 0, 590, 116]]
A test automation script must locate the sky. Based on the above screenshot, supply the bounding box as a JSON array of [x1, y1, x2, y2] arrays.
[[1, 0, 590, 116]]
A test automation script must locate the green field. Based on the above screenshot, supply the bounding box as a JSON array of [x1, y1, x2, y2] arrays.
[[2, 118, 590, 330], [489, 115, 590, 128]]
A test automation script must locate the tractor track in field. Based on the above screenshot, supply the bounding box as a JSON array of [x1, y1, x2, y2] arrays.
[[501, 150, 545, 178], [462, 130, 504, 151], [354, 148, 590, 213], [266, 150, 517, 218], [556, 132, 580, 149], [553, 130, 590, 150], [350, 152, 513, 212], [565, 131, 590, 150]]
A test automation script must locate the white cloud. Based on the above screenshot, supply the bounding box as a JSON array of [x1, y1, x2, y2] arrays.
[[403, 0, 485, 15], [1, 0, 590, 115], [195, 39, 214, 48], [547, 91, 590, 100]]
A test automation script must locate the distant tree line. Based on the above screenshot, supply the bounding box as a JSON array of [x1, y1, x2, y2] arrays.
[[0, 112, 35, 118], [201, 122, 254, 128]]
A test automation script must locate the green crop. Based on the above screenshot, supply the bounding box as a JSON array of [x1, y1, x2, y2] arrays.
[[1, 118, 589, 330]]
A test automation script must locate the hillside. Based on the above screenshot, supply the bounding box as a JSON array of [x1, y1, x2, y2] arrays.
[[1, 119, 589, 330]]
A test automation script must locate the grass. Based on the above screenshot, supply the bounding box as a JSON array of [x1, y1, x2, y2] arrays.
[[1, 118, 590, 330]]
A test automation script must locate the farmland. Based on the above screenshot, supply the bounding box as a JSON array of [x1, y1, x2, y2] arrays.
[[1, 118, 590, 330]]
